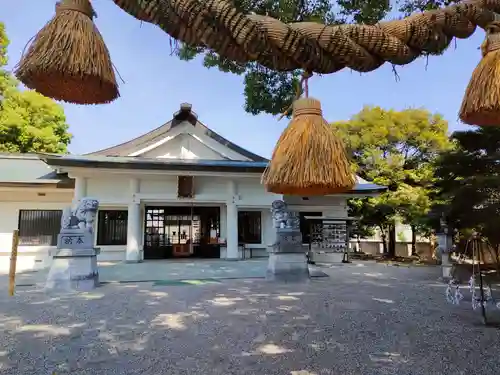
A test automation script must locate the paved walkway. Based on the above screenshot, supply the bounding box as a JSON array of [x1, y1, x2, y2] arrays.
[[1, 263, 499, 374], [6, 259, 328, 287]]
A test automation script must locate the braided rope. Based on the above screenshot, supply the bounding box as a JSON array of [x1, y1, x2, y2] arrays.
[[113, 0, 500, 74]]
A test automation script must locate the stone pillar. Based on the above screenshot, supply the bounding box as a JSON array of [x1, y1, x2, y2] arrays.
[[126, 178, 141, 262], [267, 200, 309, 282], [267, 228, 310, 282], [73, 177, 87, 203], [437, 231, 453, 279], [45, 198, 100, 292]]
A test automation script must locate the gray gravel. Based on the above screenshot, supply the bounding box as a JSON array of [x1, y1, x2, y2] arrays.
[[0, 262, 499, 375]]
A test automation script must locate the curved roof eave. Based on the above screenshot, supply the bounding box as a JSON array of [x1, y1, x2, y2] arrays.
[[85, 103, 268, 162]]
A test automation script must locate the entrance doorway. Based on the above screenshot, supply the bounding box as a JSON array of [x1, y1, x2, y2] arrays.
[[144, 206, 221, 259]]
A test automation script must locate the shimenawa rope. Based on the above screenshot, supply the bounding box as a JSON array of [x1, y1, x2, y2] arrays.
[[112, 0, 500, 74]]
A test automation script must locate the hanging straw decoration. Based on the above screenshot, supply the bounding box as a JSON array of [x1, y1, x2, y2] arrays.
[[15, 0, 118, 105], [460, 22, 500, 126], [262, 73, 355, 196], [110, 0, 500, 128], [16, 0, 500, 122]]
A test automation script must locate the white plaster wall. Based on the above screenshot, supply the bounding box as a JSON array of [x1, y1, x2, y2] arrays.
[[84, 176, 349, 260], [195, 177, 229, 200], [0, 191, 71, 273], [236, 177, 281, 207], [284, 195, 348, 217], [0, 173, 352, 270], [86, 176, 130, 204], [0, 190, 134, 272], [138, 176, 177, 195], [138, 176, 229, 202]]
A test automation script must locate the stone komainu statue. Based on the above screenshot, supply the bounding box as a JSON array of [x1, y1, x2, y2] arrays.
[[61, 198, 99, 233], [271, 200, 300, 230]]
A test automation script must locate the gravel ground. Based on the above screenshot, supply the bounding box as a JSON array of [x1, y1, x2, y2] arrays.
[[0, 262, 499, 375]]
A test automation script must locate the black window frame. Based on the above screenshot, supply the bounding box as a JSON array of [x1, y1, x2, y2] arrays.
[[18, 209, 63, 246], [97, 210, 128, 246], [238, 211, 262, 244], [299, 211, 323, 244]]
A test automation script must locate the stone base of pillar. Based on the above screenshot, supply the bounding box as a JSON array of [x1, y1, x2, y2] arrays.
[[309, 252, 344, 264], [221, 246, 241, 260], [441, 255, 453, 279], [45, 248, 99, 292], [125, 249, 143, 263], [266, 253, 310, 282]]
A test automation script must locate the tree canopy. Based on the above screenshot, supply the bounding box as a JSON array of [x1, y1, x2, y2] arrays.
[[0, 22, 71, 154], [334, 106, 451, 255], [175, 0, 461, 116], [433, 127, 500, 249]]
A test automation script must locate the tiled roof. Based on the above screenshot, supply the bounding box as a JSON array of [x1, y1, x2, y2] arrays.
[[0, 153, 65, 184], [39, 154, 387, 193], [86, 103, 268, 162]]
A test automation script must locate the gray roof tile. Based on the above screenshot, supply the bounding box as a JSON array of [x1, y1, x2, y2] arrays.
[[0, 153, 66, 184], [86, 103, 268, 162]]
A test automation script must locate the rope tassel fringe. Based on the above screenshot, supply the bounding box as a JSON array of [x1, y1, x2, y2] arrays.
[[14, 0, 119, 105]]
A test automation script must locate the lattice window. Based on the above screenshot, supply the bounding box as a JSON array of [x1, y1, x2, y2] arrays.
[[97, 210, 128, 245], [18, 210, 62, 246], [238, 211, 262, 244]]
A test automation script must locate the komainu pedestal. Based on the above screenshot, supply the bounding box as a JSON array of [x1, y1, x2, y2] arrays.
[[267, 200, 310, 282], [45, 198, 100, 292]]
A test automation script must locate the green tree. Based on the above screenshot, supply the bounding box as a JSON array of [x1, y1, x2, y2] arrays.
[[0, 22, 71, 153], [348, 198, 394, 253], [433, 127, 500, 265], [335, 106, 451, 257], [175, 0, 460, 116]]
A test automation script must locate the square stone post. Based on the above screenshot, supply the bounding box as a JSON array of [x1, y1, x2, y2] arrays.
[[267, 200, 309, 282], [45, 198, 100, 292]]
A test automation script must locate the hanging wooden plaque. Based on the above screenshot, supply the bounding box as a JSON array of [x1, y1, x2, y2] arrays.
[[178, 176, 194, 198]]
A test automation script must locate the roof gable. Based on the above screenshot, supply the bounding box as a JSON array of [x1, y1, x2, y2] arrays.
[[140, 133, 230, 160], [87, 103, 268, 162]]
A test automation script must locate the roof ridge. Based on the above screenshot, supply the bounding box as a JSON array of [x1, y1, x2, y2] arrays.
[[85, 103, 268, 162]]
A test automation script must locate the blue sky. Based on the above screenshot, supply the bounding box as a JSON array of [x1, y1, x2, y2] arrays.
[[2, 1, 485, 158]]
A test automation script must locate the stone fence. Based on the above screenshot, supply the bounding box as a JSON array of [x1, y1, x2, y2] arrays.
[[352, 241, 434, 260]]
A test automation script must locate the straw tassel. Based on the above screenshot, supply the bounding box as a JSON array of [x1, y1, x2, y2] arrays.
[[15, 0, 119, 105], [262, 94, 355, 196], [460, 22, 500, 127]]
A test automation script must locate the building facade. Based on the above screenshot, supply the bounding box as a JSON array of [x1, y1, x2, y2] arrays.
[[0, 103, 385, 272]]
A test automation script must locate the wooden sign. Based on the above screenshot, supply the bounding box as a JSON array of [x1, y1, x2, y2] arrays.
[[178, 176, 194, 198]]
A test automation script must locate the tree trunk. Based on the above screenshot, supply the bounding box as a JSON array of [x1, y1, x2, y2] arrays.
[[388, 224, 396, 258], [430, 232, 438, 260], [411, 225, 417, 257], [493, 244, 500, 276], [379, 227, 388, 255]]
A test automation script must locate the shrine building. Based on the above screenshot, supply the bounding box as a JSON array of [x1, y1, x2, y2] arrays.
[[0, 103, 385, 271]]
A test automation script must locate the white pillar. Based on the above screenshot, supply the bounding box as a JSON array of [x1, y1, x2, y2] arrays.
[[73, 177, 87, 203], [226, 203, 239, 260], [226, 179, 239, 260], [126, 203, 141, 262], [126, 178, 141, 262]]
